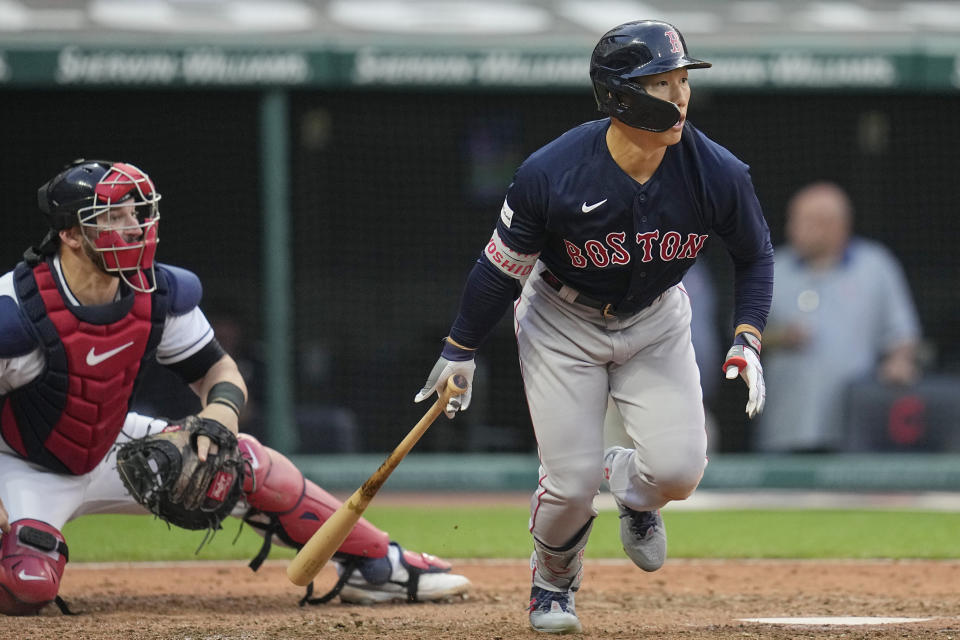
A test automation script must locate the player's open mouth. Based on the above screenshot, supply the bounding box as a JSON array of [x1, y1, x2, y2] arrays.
[[672, 117, 685, 130]]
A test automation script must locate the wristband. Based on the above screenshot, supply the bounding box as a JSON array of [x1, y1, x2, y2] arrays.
[[442, 336, 476, 362], [206, 381, 245, 417]]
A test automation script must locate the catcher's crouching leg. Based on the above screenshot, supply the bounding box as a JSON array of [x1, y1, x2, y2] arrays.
[[237, 435, 470, 605], [0, 520, 69, 616]]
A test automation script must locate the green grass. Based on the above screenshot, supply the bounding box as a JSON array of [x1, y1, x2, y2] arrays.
[[61, 507, 960, 563]]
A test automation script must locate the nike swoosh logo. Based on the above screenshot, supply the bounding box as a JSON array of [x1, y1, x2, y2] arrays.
[[18, 570, 47, 582], [581, 199, 607, 213], [86, 341, 135, 366]]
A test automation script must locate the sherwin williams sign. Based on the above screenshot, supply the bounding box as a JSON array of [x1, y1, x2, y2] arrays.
[[0, 45, 957, 90]]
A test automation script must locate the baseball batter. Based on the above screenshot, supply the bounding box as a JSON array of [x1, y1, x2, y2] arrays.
[[417, 20, 773, 633], [0, 159, 469, 616]]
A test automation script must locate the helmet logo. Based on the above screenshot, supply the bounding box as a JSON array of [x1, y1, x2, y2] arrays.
[[665, 30, 683, 54]]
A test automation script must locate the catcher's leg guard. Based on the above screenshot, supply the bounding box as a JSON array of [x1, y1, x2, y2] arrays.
[[237, 435, 389, 569], [0, 520, 69, 616], [237, 435, 470, 605]]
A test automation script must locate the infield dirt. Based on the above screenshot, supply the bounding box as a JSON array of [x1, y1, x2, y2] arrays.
[[4, 558, 959, 639]]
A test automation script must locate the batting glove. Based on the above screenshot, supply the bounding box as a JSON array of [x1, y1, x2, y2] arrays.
[[415, 338, 477, 419], [723, 332, 766, 418]]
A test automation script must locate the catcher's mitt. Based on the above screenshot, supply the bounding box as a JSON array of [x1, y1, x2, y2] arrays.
[[116, 416, 244, 531]]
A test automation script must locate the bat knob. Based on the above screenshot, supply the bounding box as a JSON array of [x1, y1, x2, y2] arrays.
[[452, 374, 468, 392]]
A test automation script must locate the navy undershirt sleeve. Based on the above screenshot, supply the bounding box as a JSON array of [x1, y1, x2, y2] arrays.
[[731, 250, 774, 333], [447, 258, 519, 349], [709, 161, 774, 333]]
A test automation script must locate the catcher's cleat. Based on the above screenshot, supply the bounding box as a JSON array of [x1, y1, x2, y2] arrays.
[[616, 501, 667, 571], [336, 542, 471, 604], [528, 585, 582, 634]]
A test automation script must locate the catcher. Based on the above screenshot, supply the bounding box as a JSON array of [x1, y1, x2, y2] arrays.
[[0, 159, 470, 616]]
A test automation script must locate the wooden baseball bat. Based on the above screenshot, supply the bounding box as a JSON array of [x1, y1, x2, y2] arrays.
[[286, 373, 469, 587]]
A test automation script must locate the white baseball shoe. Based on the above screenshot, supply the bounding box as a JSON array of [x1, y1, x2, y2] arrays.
[[337, 542, 471, 604], [616, 501, 667, 572], [528, 585, 582, 634]]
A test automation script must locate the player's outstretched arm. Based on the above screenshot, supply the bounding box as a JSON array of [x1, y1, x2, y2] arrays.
[[722, 326, 765, 418], [415, 258, 521, 418]]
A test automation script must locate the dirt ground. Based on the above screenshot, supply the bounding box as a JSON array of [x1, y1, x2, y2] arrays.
[[4, 558, 959, 639]]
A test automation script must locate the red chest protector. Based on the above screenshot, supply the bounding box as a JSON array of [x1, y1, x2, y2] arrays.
[[0, 260, 167, 474]]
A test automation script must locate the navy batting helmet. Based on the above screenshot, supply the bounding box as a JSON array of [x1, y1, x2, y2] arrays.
[[589, 20, 711, 132]]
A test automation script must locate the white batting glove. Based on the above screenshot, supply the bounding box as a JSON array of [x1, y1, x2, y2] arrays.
[[415, 350, 477, 419], [723, 333, 766, 418]]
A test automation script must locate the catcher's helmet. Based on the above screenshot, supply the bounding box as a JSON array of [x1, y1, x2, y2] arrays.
[[36, 159, 161, 292], [37, 160, 112, 231], [589, 20, 711, 132]]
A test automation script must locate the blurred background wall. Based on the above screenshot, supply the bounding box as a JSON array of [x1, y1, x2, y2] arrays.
[[1, 0, 958, 460]]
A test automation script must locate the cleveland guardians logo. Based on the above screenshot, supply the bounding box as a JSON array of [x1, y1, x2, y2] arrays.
[[665, 30, 683, 54]]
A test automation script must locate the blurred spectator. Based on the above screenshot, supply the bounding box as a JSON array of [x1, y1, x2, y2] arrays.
[[753, 181, 921, 453]]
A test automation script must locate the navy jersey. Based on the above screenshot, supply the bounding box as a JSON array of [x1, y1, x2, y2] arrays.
[[448, 118, 773, 349], [497, 118, 772, 320]]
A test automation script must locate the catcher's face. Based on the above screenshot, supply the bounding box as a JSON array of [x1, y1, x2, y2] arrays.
[[77, 163, 160, 293], [93, 201, 143, 242]]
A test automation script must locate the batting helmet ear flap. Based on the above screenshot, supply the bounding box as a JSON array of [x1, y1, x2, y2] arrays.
[[600, 76, 683, 133]]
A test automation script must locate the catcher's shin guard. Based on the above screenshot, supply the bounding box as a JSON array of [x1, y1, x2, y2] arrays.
[[237, 435, 390, 571], [0, 520, 69, 616]]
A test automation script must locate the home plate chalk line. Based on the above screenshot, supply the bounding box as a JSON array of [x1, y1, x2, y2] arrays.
[[739, 617, 936, 626]]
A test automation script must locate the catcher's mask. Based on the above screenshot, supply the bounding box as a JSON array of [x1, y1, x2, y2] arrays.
[[589, 20, 711, 132], [37, 159, 161, 293]]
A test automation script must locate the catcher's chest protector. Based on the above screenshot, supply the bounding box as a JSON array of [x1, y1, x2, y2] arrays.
[[0, 261, 165, 474]]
